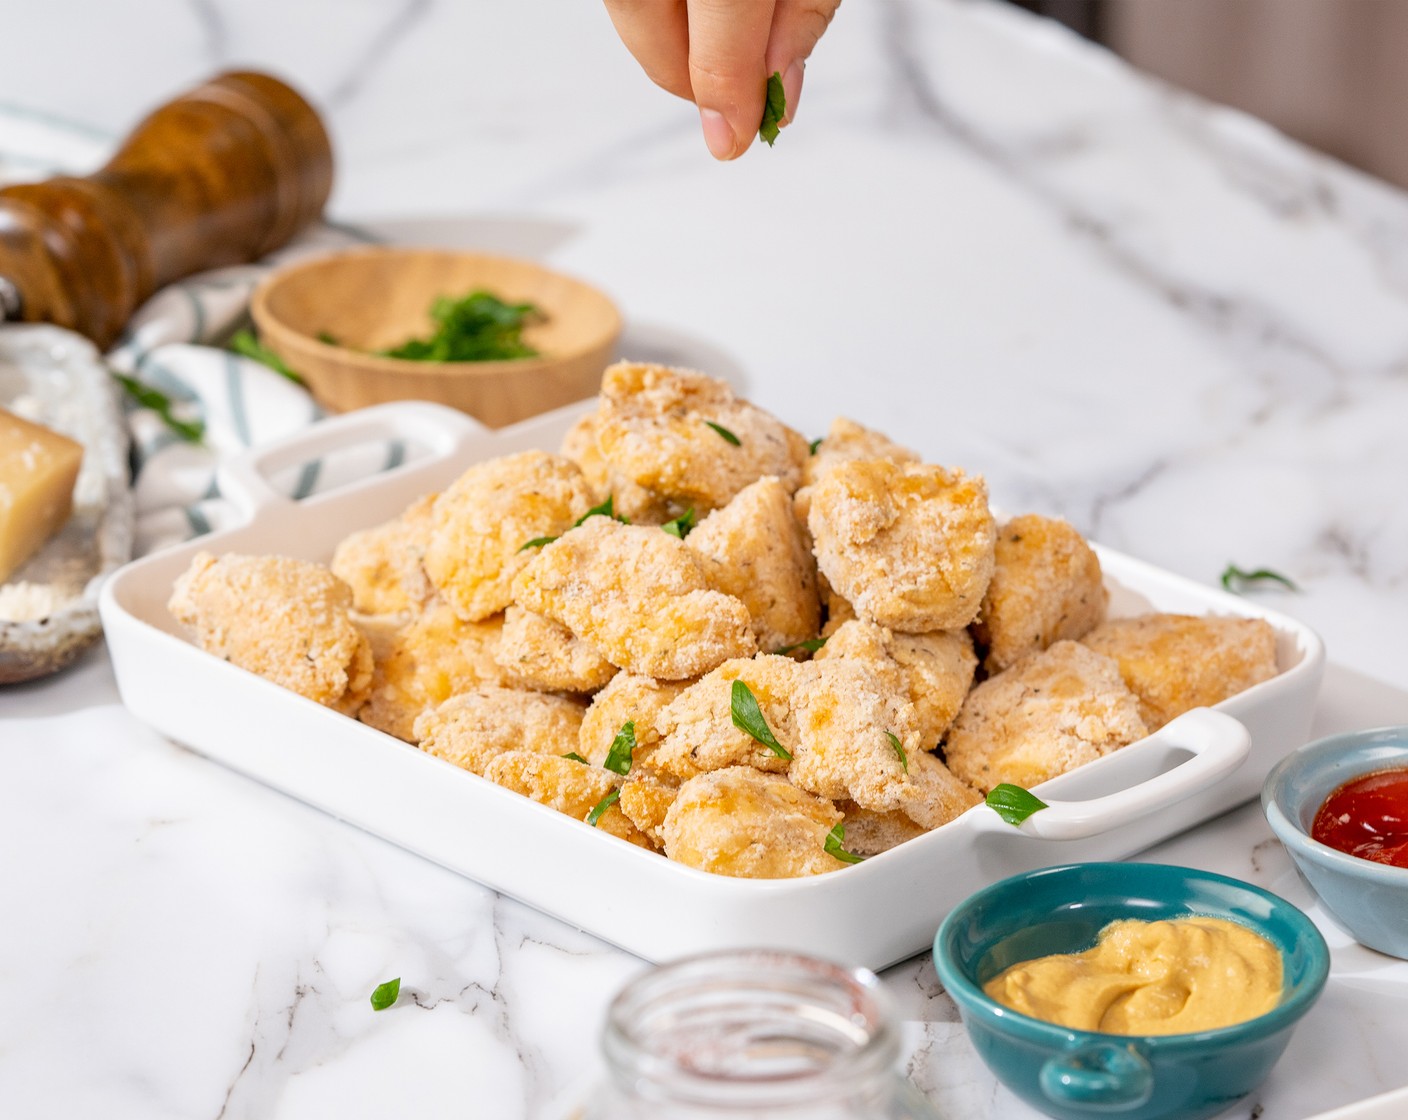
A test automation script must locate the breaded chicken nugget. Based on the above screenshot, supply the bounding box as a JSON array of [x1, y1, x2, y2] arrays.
[[973, 514, 1107, 673], [513, 518, 757, 679], [579, 672, 690, 766], [808, 459, 996, 633], [652, 656, 803, 780], [415, 687, 586, 775], [815, 620, 976, 748], [494, 605, 617, 694], [1081, 613, 1279, 731], [802, 417, 919, 488], [330, 492, 437, 616], [483, 751, 653, 848], [423, 450, 596, 622], [818, 575, 857, 637], [838, 801, 928, 856], [895, 747, 984, 830], [559, 410, 675, 524], [662, 766, 848, 878], [685, 476, 821, 652], [944, 640, 1148, 793], [594, 363, 808, 514], [358, 602, 507, 742], [169, 551, 372, 714]]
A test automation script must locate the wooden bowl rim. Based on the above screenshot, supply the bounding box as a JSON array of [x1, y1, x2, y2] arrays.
[[250, 246, 623, 378]]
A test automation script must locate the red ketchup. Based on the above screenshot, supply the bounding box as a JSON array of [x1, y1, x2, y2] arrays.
[[1311, 767, 1408, 869]]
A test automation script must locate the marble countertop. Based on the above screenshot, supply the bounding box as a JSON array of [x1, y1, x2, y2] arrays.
[[4, 1, 1408, 1117]]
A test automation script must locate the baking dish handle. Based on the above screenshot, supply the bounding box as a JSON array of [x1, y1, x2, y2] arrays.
[[970, 707, 1251, 840], [216, 401, 486, 519]]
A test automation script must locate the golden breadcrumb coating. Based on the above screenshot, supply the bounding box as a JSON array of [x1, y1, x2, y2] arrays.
[[802, 417, 919, 488], [357, 603, 507, 742], [494, 605, 617, 694], [618, 766, 679, 848], [661, 766, 847, 878], [483, 751, 653, 849], [169, 551, 372, 714], [685, 476, 821, 652], [579, 672, 690, 766], [839, 801, 928, 856], [808, 458, 996, 633], [974, 514, 1107, 673], [423, 450, 596, 622], [513, 518, 757, 679], [894, 747, 984, 829], [652, 656, 803, 780], [559, 410, 674, 524], [415, 687, 586, 775], [593, 363, 808, 514], [330, 493, 437, 616], [816, 619, 976, 748], [1081, 613, 1279, 731], [818, 575, 858, 637], [944, 640, 1148, 793]]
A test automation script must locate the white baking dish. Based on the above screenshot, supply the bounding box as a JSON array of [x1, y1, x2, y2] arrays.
[[100, 400, 1325, 970]]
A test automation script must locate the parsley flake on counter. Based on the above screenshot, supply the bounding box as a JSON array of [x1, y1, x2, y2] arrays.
[[661, 509, 696, 539], [759, 70, 786, 147], [824, 823, 864, 864], [885, 730, 908, 774], [518, 536, 558, 552], [705, 421, 741, 446], [381, 291, 542, 362], [230, 328, 304, 384], [370, 977, 401, 1011], [562, 751, 589, 764], [730, 680, 792, 760], [1220, 564, 1299, 594], [604, 721, 637, 776], [776, 636, 827, 656], [587, 788, 621, 827], [808, 437, 823, 455], [986, 783, 1049, 827], [112, 373, 205, 444]]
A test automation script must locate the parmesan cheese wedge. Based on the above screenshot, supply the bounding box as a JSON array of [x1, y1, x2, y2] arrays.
[[0, 409, 84, 584]]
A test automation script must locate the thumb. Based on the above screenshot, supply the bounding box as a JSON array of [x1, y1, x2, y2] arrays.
[[687, 0, 776, 160]]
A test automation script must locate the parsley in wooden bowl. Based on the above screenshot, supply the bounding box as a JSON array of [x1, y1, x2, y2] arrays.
[[250, 247, 621, 426]]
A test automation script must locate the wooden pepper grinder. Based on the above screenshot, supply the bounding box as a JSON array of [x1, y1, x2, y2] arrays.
[[0, 71, 333, 349]]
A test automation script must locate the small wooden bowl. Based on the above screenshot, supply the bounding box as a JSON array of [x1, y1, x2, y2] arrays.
[[250, 247, 622, 426]]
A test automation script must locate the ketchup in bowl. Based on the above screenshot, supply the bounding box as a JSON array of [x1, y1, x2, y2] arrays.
[[1311, 768, 1408, 869]]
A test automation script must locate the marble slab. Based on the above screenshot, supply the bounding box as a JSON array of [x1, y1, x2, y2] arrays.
[[2, 0, 1407, 1117]]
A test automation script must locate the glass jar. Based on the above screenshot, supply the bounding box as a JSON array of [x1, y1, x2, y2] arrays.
[[579, 949, 942, 1119]]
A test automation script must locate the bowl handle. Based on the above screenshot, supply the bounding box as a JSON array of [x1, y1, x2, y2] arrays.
[[215, 400, 486, 519], [1040, 1042, 1154, 1110], [970, 707, 1251, 840]]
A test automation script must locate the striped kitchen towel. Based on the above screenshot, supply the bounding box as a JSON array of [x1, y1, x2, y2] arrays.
[[1, 99, 401, 557]]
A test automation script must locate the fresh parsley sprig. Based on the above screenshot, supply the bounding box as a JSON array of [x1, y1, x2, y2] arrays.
[[885, 731, 908, 774], [1220, 564, 1299, 594], [759, 71, 786, 147], [370, 977, 401, 1011], [112, 373, 205, 444], [604, 721, 636, 776], [808, 437, 823, 455], [985, 783, 1048, 827], [824, 823, 863, 864], [380, 291, 542, 362], [586, 788, 621, 827], [519, 495, 631, 552], [230, 328, 304, 384], [518, 536, 558, 552], [562, 752, 589, 764], [730, 680, 791, 760], [661, 509, 696, 539], [705, 421, 740, 446], [776, 636, 827, 656]]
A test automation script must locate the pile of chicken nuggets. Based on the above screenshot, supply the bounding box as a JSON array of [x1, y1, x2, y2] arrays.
[[168, 363, 1280, 878]]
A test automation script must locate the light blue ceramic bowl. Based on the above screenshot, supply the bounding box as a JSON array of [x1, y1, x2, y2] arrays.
[[934, 863, 1328, 1120], [1262, 725, 1408, 958]]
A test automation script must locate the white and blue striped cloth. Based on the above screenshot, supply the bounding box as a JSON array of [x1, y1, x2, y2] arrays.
[[1, 100, 402, 556]]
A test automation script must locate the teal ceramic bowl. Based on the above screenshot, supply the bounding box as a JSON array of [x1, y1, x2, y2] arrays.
[[1262, 725, 1408, 958], [934, 863, 1328, 1120]]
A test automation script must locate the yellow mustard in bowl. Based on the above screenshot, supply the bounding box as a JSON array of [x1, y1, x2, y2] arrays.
[[983, 916, 1283, 1035]]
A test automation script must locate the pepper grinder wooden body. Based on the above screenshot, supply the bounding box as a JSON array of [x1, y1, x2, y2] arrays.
[[0, 71, 333, 350]]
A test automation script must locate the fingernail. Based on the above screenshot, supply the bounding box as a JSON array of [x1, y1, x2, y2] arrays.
[[781, 60, 805, 127], [699, 107, 736, 160]]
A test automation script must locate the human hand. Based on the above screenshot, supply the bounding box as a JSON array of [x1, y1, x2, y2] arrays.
[[603, 0, 841, 160]]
